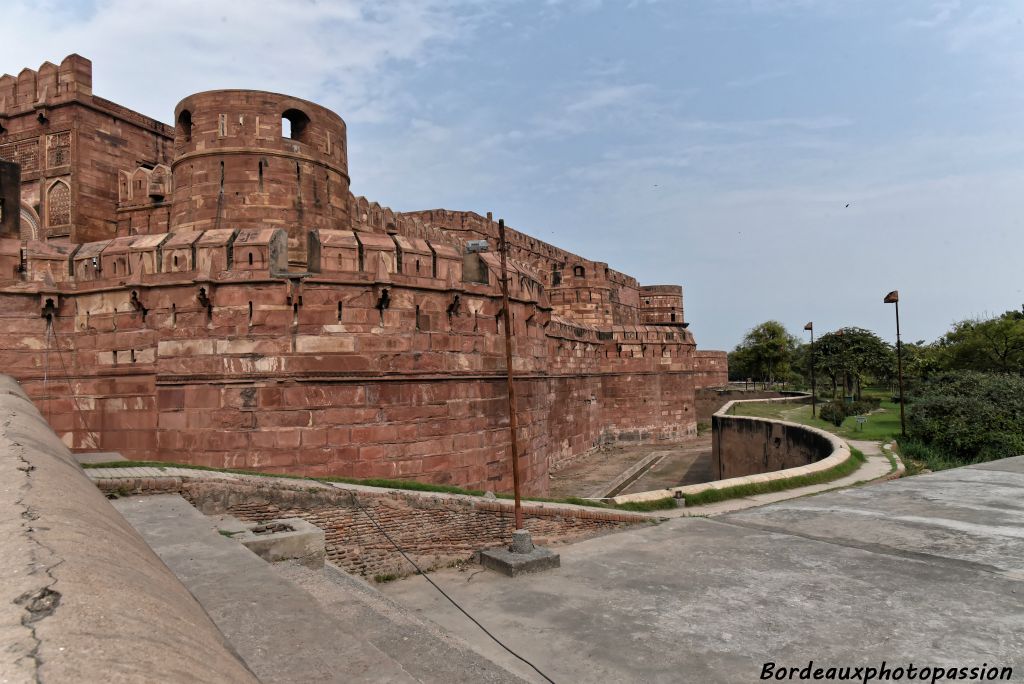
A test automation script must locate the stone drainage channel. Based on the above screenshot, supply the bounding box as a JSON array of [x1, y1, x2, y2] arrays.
[[587, 450, 675, 500]]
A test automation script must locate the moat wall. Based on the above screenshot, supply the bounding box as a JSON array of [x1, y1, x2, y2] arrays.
[[711, 399, 836, 480]]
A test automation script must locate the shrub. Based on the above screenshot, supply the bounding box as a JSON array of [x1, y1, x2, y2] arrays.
[[851, 397, 881, 413], [977, 432, 1024, 462], [819, 401, 847, 427], [907, 371, 1024, 464]]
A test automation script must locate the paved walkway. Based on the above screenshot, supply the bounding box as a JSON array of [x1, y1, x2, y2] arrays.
[[659, 439, 899, 518], [382, 457, 1024, 683]]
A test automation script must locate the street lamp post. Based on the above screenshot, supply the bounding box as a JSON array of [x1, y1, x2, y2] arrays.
[[884, 290, 907, 437], [803, 321, 816, 418]]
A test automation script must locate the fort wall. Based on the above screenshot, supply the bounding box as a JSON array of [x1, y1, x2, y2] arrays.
[[0, 227, 700, 494], [0, 55, 726, 496]]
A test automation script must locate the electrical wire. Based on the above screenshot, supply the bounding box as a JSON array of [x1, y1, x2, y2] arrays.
[[353, 502, 556, 684], [47, 322, 91, 435]]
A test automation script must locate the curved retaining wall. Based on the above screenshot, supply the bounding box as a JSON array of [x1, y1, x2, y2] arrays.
[[0, 374, 256, 682], [613, 395, 851, 505]]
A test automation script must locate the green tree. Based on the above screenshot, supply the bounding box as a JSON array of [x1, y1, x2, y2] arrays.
[[934, 310, 1024, 375], [813, 327, 894, 399], [728, 321, 799, 386], [900, 340, 943, 390]]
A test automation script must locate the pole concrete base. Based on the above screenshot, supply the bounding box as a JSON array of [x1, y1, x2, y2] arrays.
[[478, 530, 560, 577]]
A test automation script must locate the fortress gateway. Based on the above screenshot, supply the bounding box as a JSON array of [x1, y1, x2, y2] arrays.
[[0, 55, 726, 494]]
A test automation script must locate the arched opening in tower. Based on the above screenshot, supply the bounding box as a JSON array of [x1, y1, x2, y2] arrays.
[[281, 108, 311, 143]]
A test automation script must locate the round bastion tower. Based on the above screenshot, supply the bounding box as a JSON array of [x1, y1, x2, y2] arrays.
[[170, 90, 351, 267]]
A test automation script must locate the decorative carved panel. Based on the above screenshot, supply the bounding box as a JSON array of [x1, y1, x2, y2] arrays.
[[0, 138, 40, 174], [46, 131, 72, 168], [47, 180, 71, 228]]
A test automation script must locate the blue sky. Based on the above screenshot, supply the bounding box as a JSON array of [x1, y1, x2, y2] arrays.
[[4, 0, 1023, 350]]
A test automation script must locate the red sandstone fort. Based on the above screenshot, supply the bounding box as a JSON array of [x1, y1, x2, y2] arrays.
[[0, 55, 727, 494]]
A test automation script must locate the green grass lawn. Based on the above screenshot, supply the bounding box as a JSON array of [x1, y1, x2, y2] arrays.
[[730, 399, 901, 441]]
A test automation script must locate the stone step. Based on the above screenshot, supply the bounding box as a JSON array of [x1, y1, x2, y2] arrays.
[[111, 494, 418, 683], [112, 494, 527, 683]]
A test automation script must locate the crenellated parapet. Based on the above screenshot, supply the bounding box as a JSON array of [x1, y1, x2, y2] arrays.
[[0, 55, 93, 123]]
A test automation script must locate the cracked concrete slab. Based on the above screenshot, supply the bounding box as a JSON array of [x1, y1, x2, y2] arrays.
[[0, 375, 255, 683]]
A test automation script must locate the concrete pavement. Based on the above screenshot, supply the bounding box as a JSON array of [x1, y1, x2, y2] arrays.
[[382, 457, 1024, 683]]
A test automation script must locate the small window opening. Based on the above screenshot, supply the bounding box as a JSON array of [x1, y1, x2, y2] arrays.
[[177, 110, 192, 143], [415, 304, 421, 330], [248, 301, 253, 325], [173, 254, 178, 268], [415, 259, 420, 273], [292, 303, 299, 327], [337, 302, 343, 322], [573, 265, 585, 278], [248, 252, 254, 266], [281, 108, 311, 142], [258, 160, 264, 192]]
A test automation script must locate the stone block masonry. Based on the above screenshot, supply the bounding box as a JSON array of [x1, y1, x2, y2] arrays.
[[0, 54, 727, 495]]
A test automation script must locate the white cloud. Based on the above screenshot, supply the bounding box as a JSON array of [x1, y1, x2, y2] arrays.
[[565, 83, 654, 113], [0, 0, 484, 124]]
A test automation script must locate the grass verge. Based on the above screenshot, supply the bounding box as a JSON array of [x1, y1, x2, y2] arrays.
[[82, 460, 656, 513], [894, 438, 980, 474], [681, 447, 866, 507], [731, 400, 901, 441]]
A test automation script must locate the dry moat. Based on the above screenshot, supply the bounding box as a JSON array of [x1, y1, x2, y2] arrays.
[[547, 434, 714, 499]]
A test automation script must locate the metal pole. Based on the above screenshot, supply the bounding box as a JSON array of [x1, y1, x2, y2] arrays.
[[497, 219, 524, 530], [895, 299, 906, 437], [810, 328, 816, 418]]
